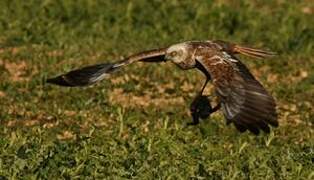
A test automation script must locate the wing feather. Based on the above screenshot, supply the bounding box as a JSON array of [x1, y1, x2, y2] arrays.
[[47, 48, 167, 86], [196, 50, 278, 134]]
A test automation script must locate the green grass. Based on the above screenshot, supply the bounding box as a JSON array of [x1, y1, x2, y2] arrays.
[[0, 0, 313, 179]]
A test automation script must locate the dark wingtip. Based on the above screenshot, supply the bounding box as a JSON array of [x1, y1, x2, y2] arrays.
[[46, 63, 117, 87], [46, 76, 75, 87]]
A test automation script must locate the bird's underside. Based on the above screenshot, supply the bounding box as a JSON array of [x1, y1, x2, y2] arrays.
[[47, 40, 278, 135]]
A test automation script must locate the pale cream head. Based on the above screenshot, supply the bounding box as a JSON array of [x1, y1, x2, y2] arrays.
[[165, 42, 189, 63]]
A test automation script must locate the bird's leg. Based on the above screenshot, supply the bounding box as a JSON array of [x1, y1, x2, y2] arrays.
[[188, 96, 201, 126], [188, 78, 210, 125], [210, 102, 221, 114], [199, 78, 209, 96]]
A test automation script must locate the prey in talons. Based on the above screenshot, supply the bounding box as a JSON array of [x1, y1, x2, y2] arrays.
[[188, 95, 221, 126]]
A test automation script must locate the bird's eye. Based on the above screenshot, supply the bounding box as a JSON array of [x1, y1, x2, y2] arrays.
[[170, 51, 177, 57]]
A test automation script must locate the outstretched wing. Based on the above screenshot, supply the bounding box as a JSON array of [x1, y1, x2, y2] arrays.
[[46, 48, 167, 87], [196, 50, 278, 134]]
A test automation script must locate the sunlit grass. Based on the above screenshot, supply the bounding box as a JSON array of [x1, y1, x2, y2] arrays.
[[0, 0, 313, 179]]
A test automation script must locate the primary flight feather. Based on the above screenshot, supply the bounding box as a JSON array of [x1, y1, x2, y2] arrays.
[[47, 40, 278, 135]]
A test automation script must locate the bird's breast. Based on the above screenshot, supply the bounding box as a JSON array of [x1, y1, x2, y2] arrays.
[[173, 61, 194, 70], [172, 57, 196, 70]]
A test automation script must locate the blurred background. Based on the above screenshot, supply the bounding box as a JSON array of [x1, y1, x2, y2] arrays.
[[0, 0, 313, 179]]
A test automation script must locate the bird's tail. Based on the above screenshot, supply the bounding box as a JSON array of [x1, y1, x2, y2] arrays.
[[213, 40, 276, 59], [233, 45, 276, 59], [46, 61, 126, 87]]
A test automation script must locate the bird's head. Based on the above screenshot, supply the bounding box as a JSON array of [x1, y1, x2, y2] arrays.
[[165, 43, 190, 63], [165, 42, 196, 69]]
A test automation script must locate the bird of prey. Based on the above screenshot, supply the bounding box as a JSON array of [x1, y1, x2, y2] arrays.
[[47, 40, 278, 135]]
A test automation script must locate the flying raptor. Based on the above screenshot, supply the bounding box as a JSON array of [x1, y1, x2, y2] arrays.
[[47, 40, 278, 135]]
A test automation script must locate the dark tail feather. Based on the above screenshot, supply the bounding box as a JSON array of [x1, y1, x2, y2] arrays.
[[46, 63, 119, 87]]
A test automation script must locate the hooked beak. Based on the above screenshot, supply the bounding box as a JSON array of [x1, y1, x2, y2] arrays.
[[164, 53, 170, 61]]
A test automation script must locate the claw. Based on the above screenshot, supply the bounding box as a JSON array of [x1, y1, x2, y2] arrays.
[[188, 111, 200, 125]]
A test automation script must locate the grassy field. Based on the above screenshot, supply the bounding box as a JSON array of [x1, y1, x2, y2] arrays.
[[0, 0, 313, 179]]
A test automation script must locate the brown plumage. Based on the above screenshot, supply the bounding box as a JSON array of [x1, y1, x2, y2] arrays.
[[47, 40, 278, 135]]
